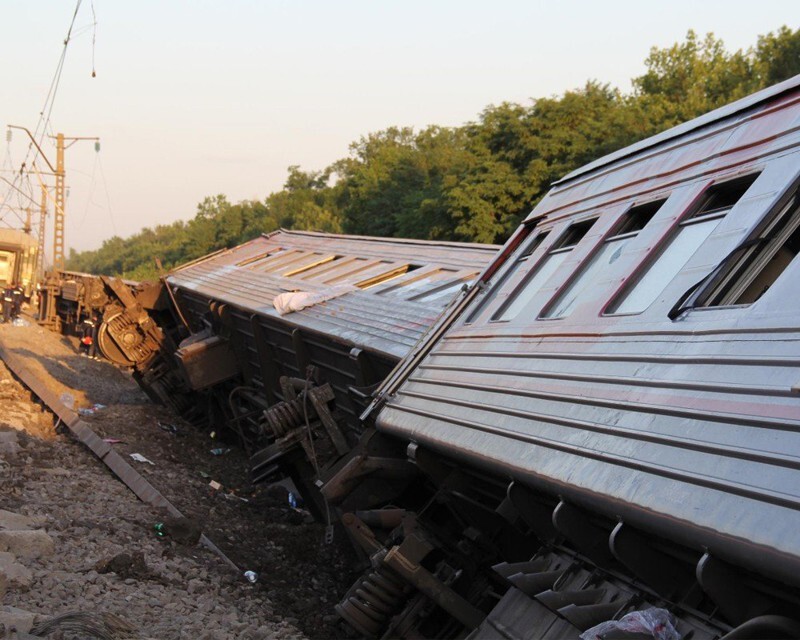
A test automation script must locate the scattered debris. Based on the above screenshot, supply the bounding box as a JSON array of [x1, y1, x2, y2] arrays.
[[128, 453, 154, 465], [0, 319, 353, 639], [58, 392, 75, 409], [243, 570, 258, 584], [77, 403, 106, 416], [208, 480, 223, 491], [157, 421, 181, 436], [102, 438, 125, 444], [581, 608, 681, 640], [209, 447, 231, 456]]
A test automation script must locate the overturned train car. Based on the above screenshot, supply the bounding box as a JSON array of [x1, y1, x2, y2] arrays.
[[37, 269, 145, 334], [89, 230, 499, 513], [349, 76, 800, 638], [92, 77, 800, 639]]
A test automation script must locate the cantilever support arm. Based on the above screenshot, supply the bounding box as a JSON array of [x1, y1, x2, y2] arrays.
[[7, 125, 57, 174]]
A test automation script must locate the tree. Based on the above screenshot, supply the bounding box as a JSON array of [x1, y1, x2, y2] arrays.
[[265, 166, 342, 233], [335, 126, 476, 239], [633, 30, 783, 123], [754, 26, 800, 86]]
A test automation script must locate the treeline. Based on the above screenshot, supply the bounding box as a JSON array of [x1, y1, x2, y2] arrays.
[[68, 28, 800, 280]]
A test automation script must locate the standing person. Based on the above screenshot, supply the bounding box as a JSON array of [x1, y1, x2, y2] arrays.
[[79, 317, 95, 356], [88, 314, 100, 359], [2, 287, 13, 323], [10, 286, 23, 319]]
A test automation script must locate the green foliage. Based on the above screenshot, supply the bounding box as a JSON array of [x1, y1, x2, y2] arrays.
[[265, 166, 342, 234], [334, 127, 475, 239], [68, 26, 800, 277], [754, 26, 800, 86]]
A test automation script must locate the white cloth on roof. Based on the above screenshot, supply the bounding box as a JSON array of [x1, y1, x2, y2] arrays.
[[273, 284, 356, 315]]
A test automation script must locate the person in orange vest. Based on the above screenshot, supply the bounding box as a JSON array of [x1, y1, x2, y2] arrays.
[[79, 317, 95, 357]]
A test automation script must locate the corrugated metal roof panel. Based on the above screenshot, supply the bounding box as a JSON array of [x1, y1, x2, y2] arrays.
[[167, 230, 499, 360]]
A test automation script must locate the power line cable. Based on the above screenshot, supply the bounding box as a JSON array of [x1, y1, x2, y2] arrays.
[[76, 151, 100, 231], [0, 0, 84, 224], [96, 154, 117, 236], [91, 0, 97, 78]]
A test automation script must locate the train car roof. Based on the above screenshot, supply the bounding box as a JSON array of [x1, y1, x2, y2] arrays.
[[57, 269, 140, 288], [167, 229, 499, 360], [0, 228, 37, 249], [555, 73, 800, 187]]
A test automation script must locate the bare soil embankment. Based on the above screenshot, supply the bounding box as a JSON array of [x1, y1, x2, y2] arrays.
[[0, 319, 355, 639]]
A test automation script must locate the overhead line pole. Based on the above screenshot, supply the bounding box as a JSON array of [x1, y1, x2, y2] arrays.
[[7, 125, 99, 272], [37, 184, 48, 281]]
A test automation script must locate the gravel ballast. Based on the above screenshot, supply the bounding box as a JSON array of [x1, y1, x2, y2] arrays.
[[0, 319, 356, 639]]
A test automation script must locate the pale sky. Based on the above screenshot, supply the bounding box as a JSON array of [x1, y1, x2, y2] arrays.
[[1, 1, 798, 255]]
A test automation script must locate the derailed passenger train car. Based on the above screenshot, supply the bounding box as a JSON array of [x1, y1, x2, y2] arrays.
[[94, 229, 499, 513], [324, 76, 800, 638]]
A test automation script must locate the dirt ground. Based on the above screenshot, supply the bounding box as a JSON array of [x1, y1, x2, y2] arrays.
[[0, 318, 358, 639]]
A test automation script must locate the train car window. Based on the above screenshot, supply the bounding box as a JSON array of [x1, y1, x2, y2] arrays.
[[519, 230, 550, 259], [413, 279, 470, 306], [543, 199, 665, 318], [236, 248, 282, 268], [493, 219, 596, 321], [357, 264, 420, 289], [696, 189, 800, 307], [463, 229, 549, 324], [609, 174, 759, 315]]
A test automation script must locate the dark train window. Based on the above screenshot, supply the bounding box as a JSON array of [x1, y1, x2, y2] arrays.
[[609, 174, 759, 315], [519, 230, 550, 259], [493, 218, 597, 321], [697, 188, 800, 307], [543, 199, 665, 318]]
